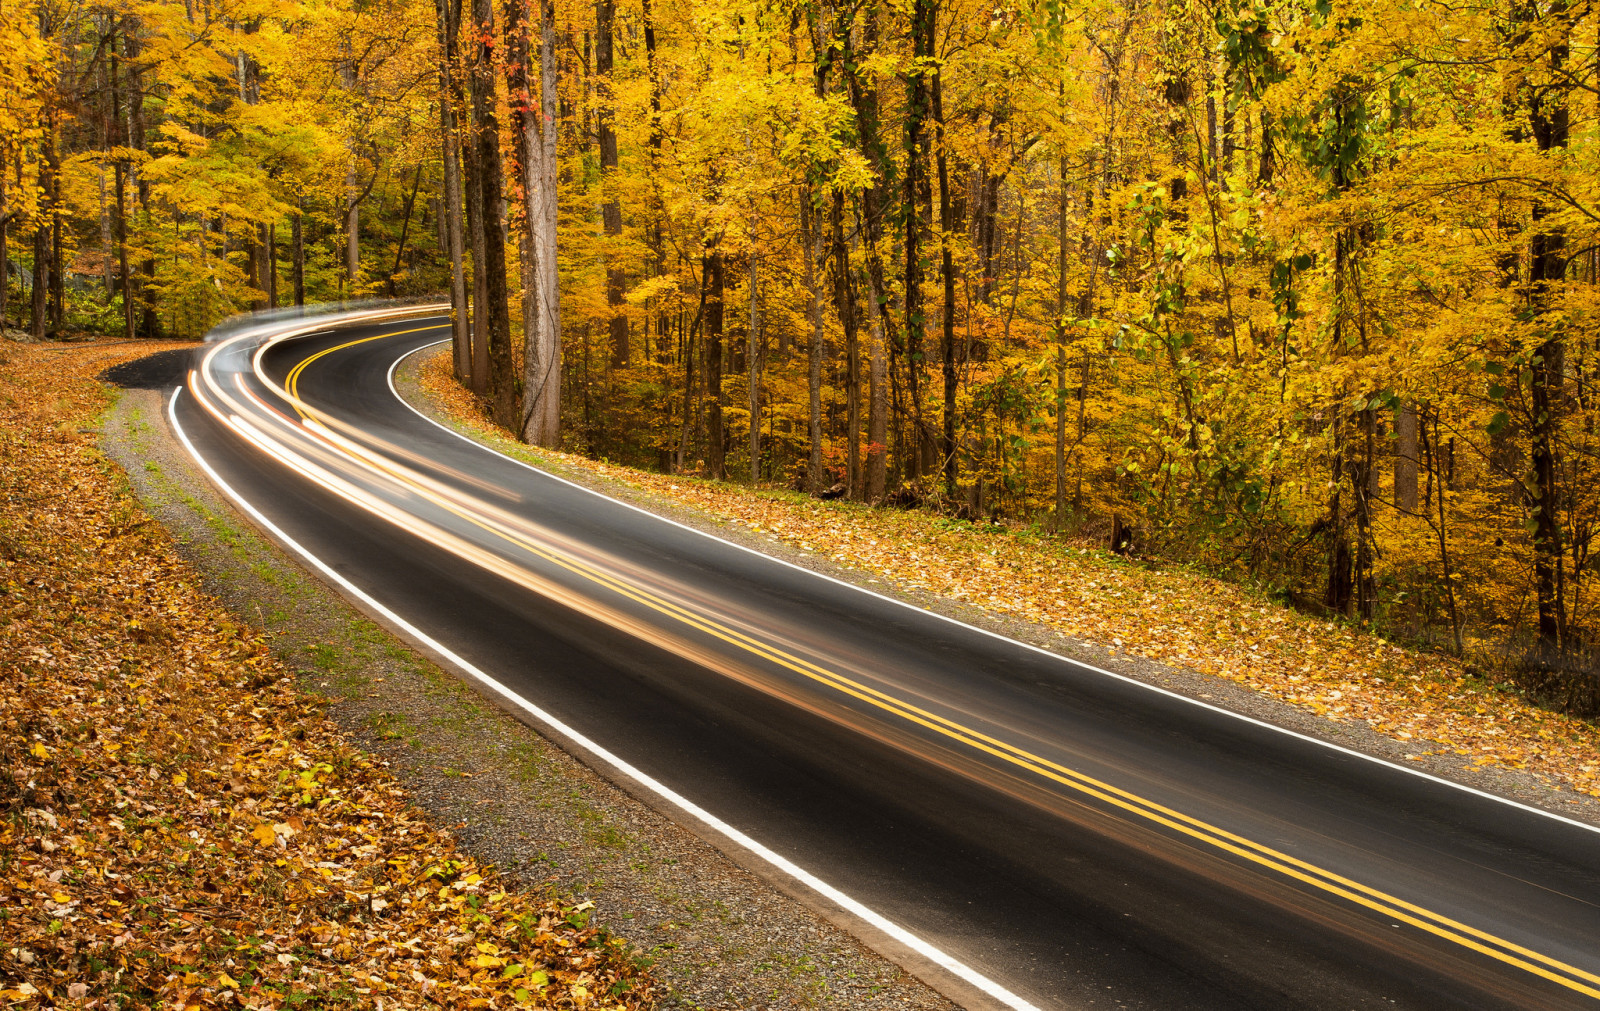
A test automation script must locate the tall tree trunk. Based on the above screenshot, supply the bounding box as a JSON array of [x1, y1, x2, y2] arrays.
[[596, 0, 626, 369], [1054, 156, 1068, 519], [830, 189, 861, 499], [846, 4, 891, 500], [435, 0, 471, 380], [468, 0, 515, 425], [521, 0, 562, 445], [803, 198, 824, 493], [748, 249, 762, 483], [932, 45, 958, 498], [902, 0, 934, 479], [705, 246, 725, 479], [1528, 13, 1570, 658], [125, 26, 158, 338]]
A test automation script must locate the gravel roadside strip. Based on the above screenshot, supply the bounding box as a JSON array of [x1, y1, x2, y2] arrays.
[[391, 344, 1600, 831], [101, 373, 961, 1011]]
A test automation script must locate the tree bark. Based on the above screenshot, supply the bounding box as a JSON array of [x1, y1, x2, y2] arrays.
[[596, 0, 626, 369], [747, 249, 762, 483], [520, 0, 562, 446], [803, 198, 824, 493], [292, 197, 306, 307], [932, 42, 958, 498], [705, 246, 725, 478], [468, 0, 514, 424], [435, 0, 472, 381], [1395, 402, 1418, 511], [901, 0, 935, 477]]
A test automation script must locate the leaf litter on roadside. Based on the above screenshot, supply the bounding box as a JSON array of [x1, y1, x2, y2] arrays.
[[0, 341, 654, 1008]]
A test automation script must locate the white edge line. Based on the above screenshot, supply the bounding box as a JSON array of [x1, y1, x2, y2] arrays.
[[166, 383, 1044, 1011], [383, 337, 1600, 840]]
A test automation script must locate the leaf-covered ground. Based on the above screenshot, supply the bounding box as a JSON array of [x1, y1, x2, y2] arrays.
[[420, 351, 1600, 802], [0, 341, 654, 1009]]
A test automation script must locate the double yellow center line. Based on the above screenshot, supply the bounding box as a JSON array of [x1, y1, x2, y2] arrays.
[[274, 325, 1600, 1002]]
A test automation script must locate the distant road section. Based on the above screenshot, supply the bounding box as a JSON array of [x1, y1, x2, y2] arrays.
[[171, 311, 1600, 1010]]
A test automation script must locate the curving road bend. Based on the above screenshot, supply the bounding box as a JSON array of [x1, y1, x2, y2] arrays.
[[167, 310, 1600, 1009]]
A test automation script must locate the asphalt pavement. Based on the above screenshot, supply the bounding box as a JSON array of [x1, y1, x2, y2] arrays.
[[166, 311, 1600, 1009]]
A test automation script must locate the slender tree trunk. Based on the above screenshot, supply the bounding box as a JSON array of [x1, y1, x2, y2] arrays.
[[268, 223, 277, 307], [846, 5, 891, 500], [803, 198, 824, 493], [387, 166, 422, 296], [292, 197, 306, 307], [345, 169, 361, 288], [902, 0, 934, 478], [748, 249, 762, 483], [705, 246, 725, 478], [1055, 157, 1068, 519], [932, 49, 958, 498], [596, 0, 626, 369], [830, 191, 862, 499], [1528, 17, 1570, 658], [435, 0, 471, 380]]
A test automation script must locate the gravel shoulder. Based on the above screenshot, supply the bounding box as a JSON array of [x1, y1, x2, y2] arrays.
[[102, 379, 959, 1011]]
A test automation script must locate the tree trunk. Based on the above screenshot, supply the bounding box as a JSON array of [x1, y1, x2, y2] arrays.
[[846, 6, 891, 500], [803, 198, 824, 493], [596, 0, 626, 369], [829, 189, 861, 499], [292, 198, 306, 307], [1395, 401, 1419, 511], [932, 47, 958, 498], [901, 0, 934, 478], [1528, 22, 1569, 658], [705, 246, 725, 479], [468, 0, 514, 424], [1055, 158, 1069, 519], [435, 0, 471, 380], [521, 0, 562, 445], [748, 249, 762, 483], [387, 167, 422, 297]]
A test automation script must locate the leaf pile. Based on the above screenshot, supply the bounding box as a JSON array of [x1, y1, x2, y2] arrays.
[[421, 350, 1600, 801], [0, 341, 654, 1008]]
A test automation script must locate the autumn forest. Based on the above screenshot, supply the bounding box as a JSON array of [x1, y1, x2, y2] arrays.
[[5, 0, 1600, 703]]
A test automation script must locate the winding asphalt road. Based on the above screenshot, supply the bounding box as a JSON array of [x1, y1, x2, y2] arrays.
[[166, 309, 1600, 1009]]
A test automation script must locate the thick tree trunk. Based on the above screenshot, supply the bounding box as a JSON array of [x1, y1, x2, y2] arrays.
[[520, 0, 562, 445], [468, 0, 515, 424]]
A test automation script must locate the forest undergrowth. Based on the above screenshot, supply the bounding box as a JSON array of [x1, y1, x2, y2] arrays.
[[421, 349, 1600, 803], [0, 339, 653, 1009]]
